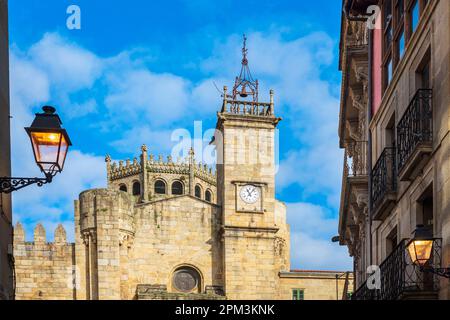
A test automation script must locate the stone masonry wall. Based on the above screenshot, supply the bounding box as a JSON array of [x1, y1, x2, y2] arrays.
[[76, 188, 223, 300], [13, 223, 75, 300], [279, 272, 355, 300]]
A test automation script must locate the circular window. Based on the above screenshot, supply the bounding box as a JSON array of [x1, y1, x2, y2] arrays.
[[173, 267, 200, 293]]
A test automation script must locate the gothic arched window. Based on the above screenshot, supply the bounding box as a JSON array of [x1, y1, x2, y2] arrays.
[[154, 180, 166, 194], [119, 184, 127, 192], [205, 190, 212, 202], [132, 181, 141, 196], [195, 185, 202, 199], [171, 181, 184, 195]]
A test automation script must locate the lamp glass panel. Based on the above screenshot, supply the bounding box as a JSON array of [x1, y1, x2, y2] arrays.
[[57, 134, 69, 170], [408, 240, 433, 265], [31, 131, 62, 172]]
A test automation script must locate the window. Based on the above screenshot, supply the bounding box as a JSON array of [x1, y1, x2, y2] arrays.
[[119, 184, 127, 192], [417, 50, 431, 89], [398, 30, 405, 59], [205, 190, 212, 202], [382, 0, 393, 90], [417, 185, 433, 230], [386, 113, 396, 148], [292, 289, 304, 300], [387, 57, 393, 86], [195, 185, 202, 199], [410, 0, 420, 33], [386, 227, 398, 256], [381, 0, 430, 92], [171, 181, 184, 195], [154, 180, 166, 194], [132, 181, 141, 196]]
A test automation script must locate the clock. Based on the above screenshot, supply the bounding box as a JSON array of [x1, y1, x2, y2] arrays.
[[239, 185, 260, 204]]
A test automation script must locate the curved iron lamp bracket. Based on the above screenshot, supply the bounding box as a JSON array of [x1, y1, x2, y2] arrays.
[[0, 173, 54, 194]]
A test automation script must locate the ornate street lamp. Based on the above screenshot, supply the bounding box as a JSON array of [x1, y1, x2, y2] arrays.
[[0, 106, 72, 194], [407, 225, 450, 278]]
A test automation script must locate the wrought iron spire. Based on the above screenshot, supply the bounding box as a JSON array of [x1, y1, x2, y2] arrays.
[[232, 34, 259, 102]]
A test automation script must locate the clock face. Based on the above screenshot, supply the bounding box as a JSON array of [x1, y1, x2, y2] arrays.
[[239, 185, 260, 204]]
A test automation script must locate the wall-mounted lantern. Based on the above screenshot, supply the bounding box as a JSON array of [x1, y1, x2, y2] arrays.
[[0, 106, 72, 194], [407, 225, 450, 278]]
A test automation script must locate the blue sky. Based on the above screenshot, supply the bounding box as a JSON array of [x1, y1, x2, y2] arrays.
[[8, 0, 352, 270]]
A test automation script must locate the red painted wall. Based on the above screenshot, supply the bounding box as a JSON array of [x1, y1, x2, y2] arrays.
[[372, 14, 383, 116]]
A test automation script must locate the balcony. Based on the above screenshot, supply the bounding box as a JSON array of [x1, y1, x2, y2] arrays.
[[371, 147, 397, 221], [353, 239, 441, 300], [339, 141, 369, 245], [397, 89, 433, 181]]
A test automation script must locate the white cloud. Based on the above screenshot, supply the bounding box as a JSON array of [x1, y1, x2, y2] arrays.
[[110, 126, 174, 155], [287, 202, 352, 271], [29, 33, 103, 92], [277, 146, 344, 208], [290, 232, 352, 271], [104, 69, 191, 126]]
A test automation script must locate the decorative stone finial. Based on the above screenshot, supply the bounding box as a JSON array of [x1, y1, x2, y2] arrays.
[[141, 144, 148, 153], [270, 89, 275, 114], [105, 154, 111, 163]]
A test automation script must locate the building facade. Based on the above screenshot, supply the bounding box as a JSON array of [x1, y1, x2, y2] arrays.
[[13, 40, 353, 300], [338, 0, 450, 299], [0, 0, 12, 301]]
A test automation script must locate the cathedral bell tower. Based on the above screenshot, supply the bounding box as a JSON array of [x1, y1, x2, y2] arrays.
[[215, 35, 283, 299]]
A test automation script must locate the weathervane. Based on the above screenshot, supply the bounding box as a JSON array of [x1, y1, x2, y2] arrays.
[[231, 34, 259, 102]]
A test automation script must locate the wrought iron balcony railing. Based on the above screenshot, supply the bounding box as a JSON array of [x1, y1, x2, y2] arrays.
[[371, 147, 397, 213], [353, 238, 442, 300], [397, 89, 433, 173]]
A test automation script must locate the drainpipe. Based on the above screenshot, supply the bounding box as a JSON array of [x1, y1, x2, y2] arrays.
[[368, 28, 374, 267]]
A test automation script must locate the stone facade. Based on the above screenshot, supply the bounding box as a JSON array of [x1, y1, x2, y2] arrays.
[[0, 0, 12, 300], [13, 40, 354, 300], [339, 0, 450, 300], [278, 271, 354, 300]]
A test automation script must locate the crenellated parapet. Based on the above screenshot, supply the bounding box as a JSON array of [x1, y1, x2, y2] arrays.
[[109, 157, 142, 180], [106, 146, 217, 204], [108, 151, 216, 183], [13, 223, 75, 300], [14, 222, 70, 247]]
